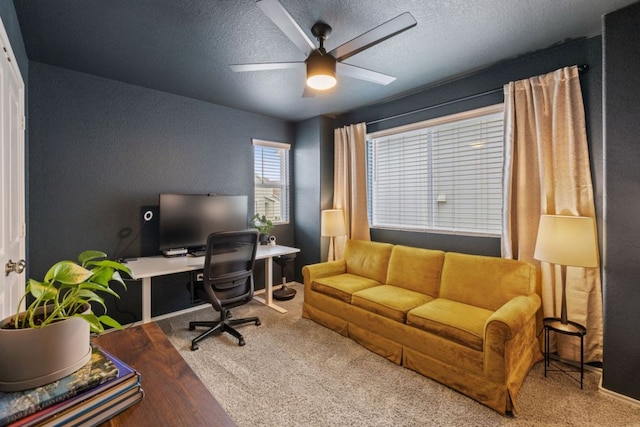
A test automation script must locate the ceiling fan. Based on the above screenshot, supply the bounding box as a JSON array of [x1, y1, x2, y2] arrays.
[[230, 0, 417, 92]]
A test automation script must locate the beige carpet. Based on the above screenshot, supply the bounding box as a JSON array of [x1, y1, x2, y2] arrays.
[[157, 284, 640, 426]]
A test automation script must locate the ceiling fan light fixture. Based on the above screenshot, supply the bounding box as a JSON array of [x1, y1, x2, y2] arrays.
[[235, 2, 417, 93], [306, 52, 337, 90]]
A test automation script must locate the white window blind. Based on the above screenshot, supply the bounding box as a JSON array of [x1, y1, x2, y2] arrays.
[[367, 105, 504, 236], [253, 139, 290, 223]]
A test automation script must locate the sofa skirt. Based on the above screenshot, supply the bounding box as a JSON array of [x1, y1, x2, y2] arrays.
[[403, 347, 513, 414]]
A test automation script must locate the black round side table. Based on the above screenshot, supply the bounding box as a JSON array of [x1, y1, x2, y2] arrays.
[[543, 317, 587, 389]]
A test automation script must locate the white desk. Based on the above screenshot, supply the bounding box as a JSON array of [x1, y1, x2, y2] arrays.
[[125, 245, 300, 323]]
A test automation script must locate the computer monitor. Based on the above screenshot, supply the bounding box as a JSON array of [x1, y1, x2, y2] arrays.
[[158, 193, 248, 251]]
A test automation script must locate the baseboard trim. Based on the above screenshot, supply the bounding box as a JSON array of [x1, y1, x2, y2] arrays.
[[147, 303, 211, 323], [598, 376, 640, 407]]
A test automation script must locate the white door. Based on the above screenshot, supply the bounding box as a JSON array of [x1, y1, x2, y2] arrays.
[[0, 17, 26, 321]]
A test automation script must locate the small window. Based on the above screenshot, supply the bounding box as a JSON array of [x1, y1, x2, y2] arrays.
[[367, 105, 504, 236], [253, 139, 290, 224]]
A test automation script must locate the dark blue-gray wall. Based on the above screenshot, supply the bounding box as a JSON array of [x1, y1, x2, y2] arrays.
[[336, 36, 603, 259], [602, 1, 640, 401], [28, 62, 294, 322], [293, 115, 335, 278]]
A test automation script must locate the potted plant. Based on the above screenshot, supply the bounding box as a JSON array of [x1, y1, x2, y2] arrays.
[[251, 213, 274, 245], [0, 250, 131, 392]]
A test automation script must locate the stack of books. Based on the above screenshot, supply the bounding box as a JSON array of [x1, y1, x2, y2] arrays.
[[0, 345, 143, 427]]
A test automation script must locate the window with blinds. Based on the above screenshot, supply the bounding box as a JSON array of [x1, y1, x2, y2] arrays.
[[367, 105, 504, 236], [253, 139, 290, 223]]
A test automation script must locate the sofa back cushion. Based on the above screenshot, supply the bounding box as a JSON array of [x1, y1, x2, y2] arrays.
[[386, 246, 445, 297], [344, 240, 394, 284], [439, 252, 536, 311]]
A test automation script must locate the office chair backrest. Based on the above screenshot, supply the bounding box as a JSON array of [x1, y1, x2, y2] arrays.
[[202, 229, 259, 310]]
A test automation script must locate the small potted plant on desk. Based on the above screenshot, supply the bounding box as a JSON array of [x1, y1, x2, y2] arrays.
[[0, 250, 131, 392], [251, 213, 274, 245]]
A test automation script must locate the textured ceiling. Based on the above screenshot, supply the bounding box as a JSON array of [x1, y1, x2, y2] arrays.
[[13, 0, 638, 121]]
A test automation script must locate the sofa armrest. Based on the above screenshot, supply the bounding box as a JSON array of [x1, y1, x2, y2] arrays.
[[485, 294, 541, 340], [302, 260, 347, 292], [483, 294, 541, 383]]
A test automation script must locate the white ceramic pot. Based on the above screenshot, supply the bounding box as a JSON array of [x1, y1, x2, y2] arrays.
[[0, 306, 91, 392]]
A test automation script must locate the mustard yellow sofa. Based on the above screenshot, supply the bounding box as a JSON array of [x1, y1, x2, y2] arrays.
[[302, 240, 543, 414]]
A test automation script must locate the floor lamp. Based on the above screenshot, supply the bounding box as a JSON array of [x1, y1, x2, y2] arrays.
[[321, 209, 346, 261], [533, 214, 599, 333]]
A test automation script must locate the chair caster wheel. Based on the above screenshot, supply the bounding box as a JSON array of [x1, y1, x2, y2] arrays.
[[189, 325, 195, 331], [191, 343, 199, 351], [256, 320, 261, 326], [239, 338, 246, 346]]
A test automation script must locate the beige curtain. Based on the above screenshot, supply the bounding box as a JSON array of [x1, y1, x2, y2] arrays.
[[502, 66, 603, 362], [331, 123, 370, 260]]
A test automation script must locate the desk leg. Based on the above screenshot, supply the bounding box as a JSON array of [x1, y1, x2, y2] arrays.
[[265, 254, 273, 307], [252, 256, 287, 314], [142, 277, 152, 323]]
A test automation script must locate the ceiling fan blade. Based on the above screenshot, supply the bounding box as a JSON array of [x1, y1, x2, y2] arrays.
[[256, 0, 315, 55], [302, 86, 316, 98], [336, 62, 396, 86], [329, 12, 417, 62], [230, 62, 304, 72]]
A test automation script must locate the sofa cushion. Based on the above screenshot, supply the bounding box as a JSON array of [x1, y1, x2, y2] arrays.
[[439, 252, 536, 311], [352, 285, 435, 322], [386, 246, 445, 297], [344, 240, 394, 284], [406, 298, 493, 351], [312, 273, 381, 303]]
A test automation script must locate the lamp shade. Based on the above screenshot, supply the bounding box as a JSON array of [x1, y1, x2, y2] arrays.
[[306, 52, 336, 90], [321, 209, 346, 237], [533, 215, 599, 268]]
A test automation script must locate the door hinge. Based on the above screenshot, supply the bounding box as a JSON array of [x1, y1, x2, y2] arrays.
[[21, 116, 25, 130], [21, 223, 26, 237]]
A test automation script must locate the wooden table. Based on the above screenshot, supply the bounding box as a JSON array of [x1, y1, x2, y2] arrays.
[[93, 323, 236, 426]]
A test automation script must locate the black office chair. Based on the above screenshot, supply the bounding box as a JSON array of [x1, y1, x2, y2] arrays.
[[189, 229, 261, 350]]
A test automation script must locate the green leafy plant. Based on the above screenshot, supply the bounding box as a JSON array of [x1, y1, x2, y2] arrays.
[[251, 213, 274, 235], [7, 250, 131, 333]]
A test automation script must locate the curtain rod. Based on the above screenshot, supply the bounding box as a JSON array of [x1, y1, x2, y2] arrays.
[[367, 64, 589, 126]]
